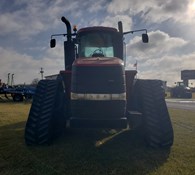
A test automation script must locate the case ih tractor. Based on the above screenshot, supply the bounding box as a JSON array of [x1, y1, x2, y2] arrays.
[[25, 17, 173, 148]]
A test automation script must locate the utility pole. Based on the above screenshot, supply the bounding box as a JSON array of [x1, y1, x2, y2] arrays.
[[40, 67, 44, 80], [11, 74, 14, 86], [7, 73, 10, 86]]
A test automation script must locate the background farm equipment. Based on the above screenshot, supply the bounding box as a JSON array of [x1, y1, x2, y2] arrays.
[[170, 81, 192, 99], [0, 86, 36, 102]]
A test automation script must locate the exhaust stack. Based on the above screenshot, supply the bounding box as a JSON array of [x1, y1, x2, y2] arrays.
[[118, 21, 123, 34], [61, 16, 72, 42]]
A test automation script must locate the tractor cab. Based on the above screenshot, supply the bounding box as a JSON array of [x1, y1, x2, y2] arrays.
[[77, 27, 123, 59], [176, 81, 185, 87], [50, 17, 148, 70]]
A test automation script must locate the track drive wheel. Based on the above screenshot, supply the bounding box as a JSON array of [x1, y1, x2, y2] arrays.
[[25, 79, 66, 145], [133, 79, 174, 148]]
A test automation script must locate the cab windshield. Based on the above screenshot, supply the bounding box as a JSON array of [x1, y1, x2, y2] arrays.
[[78, 32, 114, 58], [177, 82, 185, 87]]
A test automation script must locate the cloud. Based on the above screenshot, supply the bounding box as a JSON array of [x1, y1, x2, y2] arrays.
[[99, 15, 133, 31], [107, 0, 192, 24], [88, 0, 107, 13], [142, 0, 191, 24], [0, 46, 64, 84], [0, 0, 80, 39], [136, 52, 195, 86], [0, 0, 109, 84], [126, 30, 188, 61], [124, 30, 194, 85], [1, 0, 195, 88]]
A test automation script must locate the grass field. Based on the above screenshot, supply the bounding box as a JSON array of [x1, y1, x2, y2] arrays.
[[0, 102, 195, 175]]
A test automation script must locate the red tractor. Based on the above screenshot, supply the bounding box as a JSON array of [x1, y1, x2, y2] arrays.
[[25, 17, 173, 148]]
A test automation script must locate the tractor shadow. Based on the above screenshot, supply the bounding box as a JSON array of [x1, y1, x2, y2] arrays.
[[0, 122, 171, 175], [51, 128, 171, 174]]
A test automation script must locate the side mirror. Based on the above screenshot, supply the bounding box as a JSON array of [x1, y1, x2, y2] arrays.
[[50, 39, 56, 48], [142, 33, 149, 43]]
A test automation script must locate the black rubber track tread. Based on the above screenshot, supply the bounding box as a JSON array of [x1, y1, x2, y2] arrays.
[[25, 80, 66, 145], [134, 79, 174, 148]]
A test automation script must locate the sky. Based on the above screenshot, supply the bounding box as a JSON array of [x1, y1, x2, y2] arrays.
[[0, 0, 195, 86]]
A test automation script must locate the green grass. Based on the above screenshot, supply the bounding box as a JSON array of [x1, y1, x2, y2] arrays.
[[0, 102, 195, 175], [192, 92, 195, 99]]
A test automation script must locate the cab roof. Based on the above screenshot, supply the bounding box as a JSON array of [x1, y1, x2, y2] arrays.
[[78, 26, 118, 34]]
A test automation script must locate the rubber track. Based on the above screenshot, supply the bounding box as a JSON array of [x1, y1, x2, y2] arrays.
[[135, 80, 174, 148], [25, 80, 63, 145]]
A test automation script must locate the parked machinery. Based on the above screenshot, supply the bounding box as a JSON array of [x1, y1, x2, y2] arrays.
[[25, 17, 173, 148], [170, 81, 192, 98]]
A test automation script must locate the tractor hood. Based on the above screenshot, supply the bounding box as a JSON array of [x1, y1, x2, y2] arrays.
[[72, 57, 124, 67], [71, 56, 125, 94], [71, 56, 126, 120]]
